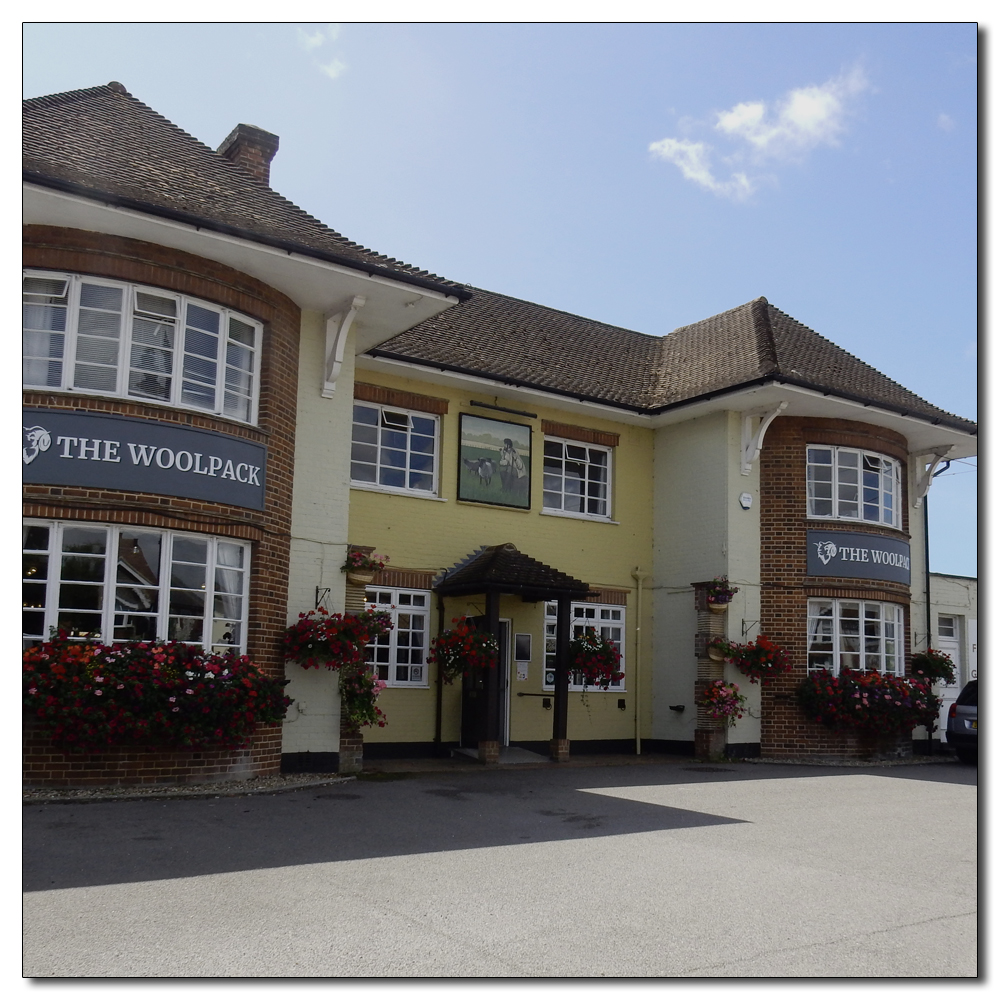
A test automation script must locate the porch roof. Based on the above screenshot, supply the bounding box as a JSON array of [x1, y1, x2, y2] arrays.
[[433, 543, 591, 600]]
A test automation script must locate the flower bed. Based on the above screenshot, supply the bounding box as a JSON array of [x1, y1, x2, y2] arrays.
[[23, 633, 289, 753], [797, 669, 939, 735]]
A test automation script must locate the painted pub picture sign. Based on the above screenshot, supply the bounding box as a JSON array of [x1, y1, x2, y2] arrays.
[[22, 409, 266, 511], [458, 413, 532, 509], [807, 530, 911, 585]]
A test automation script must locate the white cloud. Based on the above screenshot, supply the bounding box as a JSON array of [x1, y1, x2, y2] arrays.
[[297, 28, 326, 51], [648, 137, 753, 201], [649, 65, 869, 200], [715, 66, 869, 161], [319, 58, 347, 80], [937, 112, 956, 131]]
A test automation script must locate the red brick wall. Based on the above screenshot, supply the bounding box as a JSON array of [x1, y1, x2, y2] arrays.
[[23, 720, 283, 787], [22, 227, 300, 785], [758, 416, 913, 758]]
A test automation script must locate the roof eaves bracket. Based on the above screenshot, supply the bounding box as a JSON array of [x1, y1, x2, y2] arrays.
[[322, 294, 366, 397], [741, 401, 788, 476], [911, 446, 955, 508]]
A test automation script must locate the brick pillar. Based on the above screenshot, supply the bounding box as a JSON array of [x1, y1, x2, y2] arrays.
[[478, 740, 500, 765], [338, 703, 363, 775], [693, 583, 728, 759], [549, 738, 570, 762]]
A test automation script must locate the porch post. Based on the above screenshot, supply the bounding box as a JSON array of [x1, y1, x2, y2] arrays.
[[550, 592, 571, 762], [479, 588, 502, 764]]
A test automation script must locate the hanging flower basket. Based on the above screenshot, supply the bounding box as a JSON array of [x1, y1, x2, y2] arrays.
[[706, 638, 727, 661], [427, 617, 499, 684], [341, 550, 388, 586], [705, 576, 738, 610], [911, 649, 957, 686], [696, 680, 747, 727], [713, 635, 793, 685], [569, 627, 623, 690], [796, 669, 940, 735], [282, 608, 394, 729]]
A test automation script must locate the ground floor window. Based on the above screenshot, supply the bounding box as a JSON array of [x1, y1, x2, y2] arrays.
[[364, 588, 431, 686], [807, 598, 904, 676], [22, 520, 249, 652], [544, 601, 625, 690]]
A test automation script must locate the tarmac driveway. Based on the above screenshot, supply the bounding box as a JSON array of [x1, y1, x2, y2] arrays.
[[23, 759, 977, 977]]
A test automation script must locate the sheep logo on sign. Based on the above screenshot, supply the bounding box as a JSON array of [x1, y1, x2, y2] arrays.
[[22, 425, 51, 466], [814, 540, 838, 566]]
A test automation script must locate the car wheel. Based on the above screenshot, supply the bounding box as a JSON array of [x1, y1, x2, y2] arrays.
[[956, 747, 978, 765]]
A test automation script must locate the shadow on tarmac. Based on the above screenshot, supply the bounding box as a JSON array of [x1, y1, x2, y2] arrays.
[[23, 760, 974, 893]]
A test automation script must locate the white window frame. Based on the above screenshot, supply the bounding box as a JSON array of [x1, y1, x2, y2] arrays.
[[22, 520, 251, 652], [22, 270, 261, 424], [350, 402, 440, 497], [364, 587, 432, 687], [543, 601, 625, 692], [542, 435, 613, 521], [806, 445, 902, 528], [806, 598, 905, 676]]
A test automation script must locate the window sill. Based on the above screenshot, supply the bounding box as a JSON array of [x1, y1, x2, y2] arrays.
[[805, 515, 903, 532], [540, 509, 618, 525], [350, 483, 447, 501]]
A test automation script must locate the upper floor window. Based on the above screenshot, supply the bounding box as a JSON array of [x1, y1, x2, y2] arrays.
[[806, 446, 901, 528], [807, 598, 904, 676], [22, 271, 261, 423], [22, 520, 249, 652], [351, 402, 438, 495], [544, 601, 625, 691], [542, 436, 611, 519], [364, 588, 430, 686]]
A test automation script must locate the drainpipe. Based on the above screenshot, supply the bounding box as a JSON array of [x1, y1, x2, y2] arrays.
[[434, 592, 445, 755], [631, 568, 650, 755]]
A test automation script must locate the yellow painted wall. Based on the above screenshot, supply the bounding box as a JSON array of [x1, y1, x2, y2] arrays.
[[348, 367, 655, 746]]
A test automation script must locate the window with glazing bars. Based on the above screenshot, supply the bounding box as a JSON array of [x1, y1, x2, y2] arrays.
[[806, 599, 904, 675], [350, 403, 438, 493], [363, 588, 430, 685], [23, 271, 260, 423], [806, 446, 901, 528], [542, 437, 611, 517], [22, 521, 249, 652]]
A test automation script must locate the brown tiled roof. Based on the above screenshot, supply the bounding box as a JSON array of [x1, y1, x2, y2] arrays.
[[23, 83, 468, 299], [434, 544, 592, 597], [372, 291, 977, 433], [371, 288, 665, 410]]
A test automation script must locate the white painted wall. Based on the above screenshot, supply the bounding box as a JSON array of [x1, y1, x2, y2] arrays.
[[282, 314, 357, 754], [929, 572, 978, 738], [651, 410, 761, 743]]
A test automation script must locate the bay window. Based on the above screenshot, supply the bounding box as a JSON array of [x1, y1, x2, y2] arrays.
[[806, 446, 901, 528], [22, 271, 261, 423], [807, 598, 904, 676], [22, 521, 250, 652]]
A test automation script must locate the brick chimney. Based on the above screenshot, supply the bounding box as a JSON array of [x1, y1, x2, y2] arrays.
[[217, 123, 279, 186]]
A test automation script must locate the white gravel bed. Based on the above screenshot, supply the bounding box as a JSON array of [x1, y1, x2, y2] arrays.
[[23, 772, 354, 804]]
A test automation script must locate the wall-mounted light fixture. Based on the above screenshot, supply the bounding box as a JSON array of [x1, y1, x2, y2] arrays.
[[618, 699, 627, 711], [669, 704, 686, 712]]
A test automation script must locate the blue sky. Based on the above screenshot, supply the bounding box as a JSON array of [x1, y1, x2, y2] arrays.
[[22, 21, 979, 576]]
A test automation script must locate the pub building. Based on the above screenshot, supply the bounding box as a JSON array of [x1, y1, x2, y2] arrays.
[[23, 84, 977, 785]]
